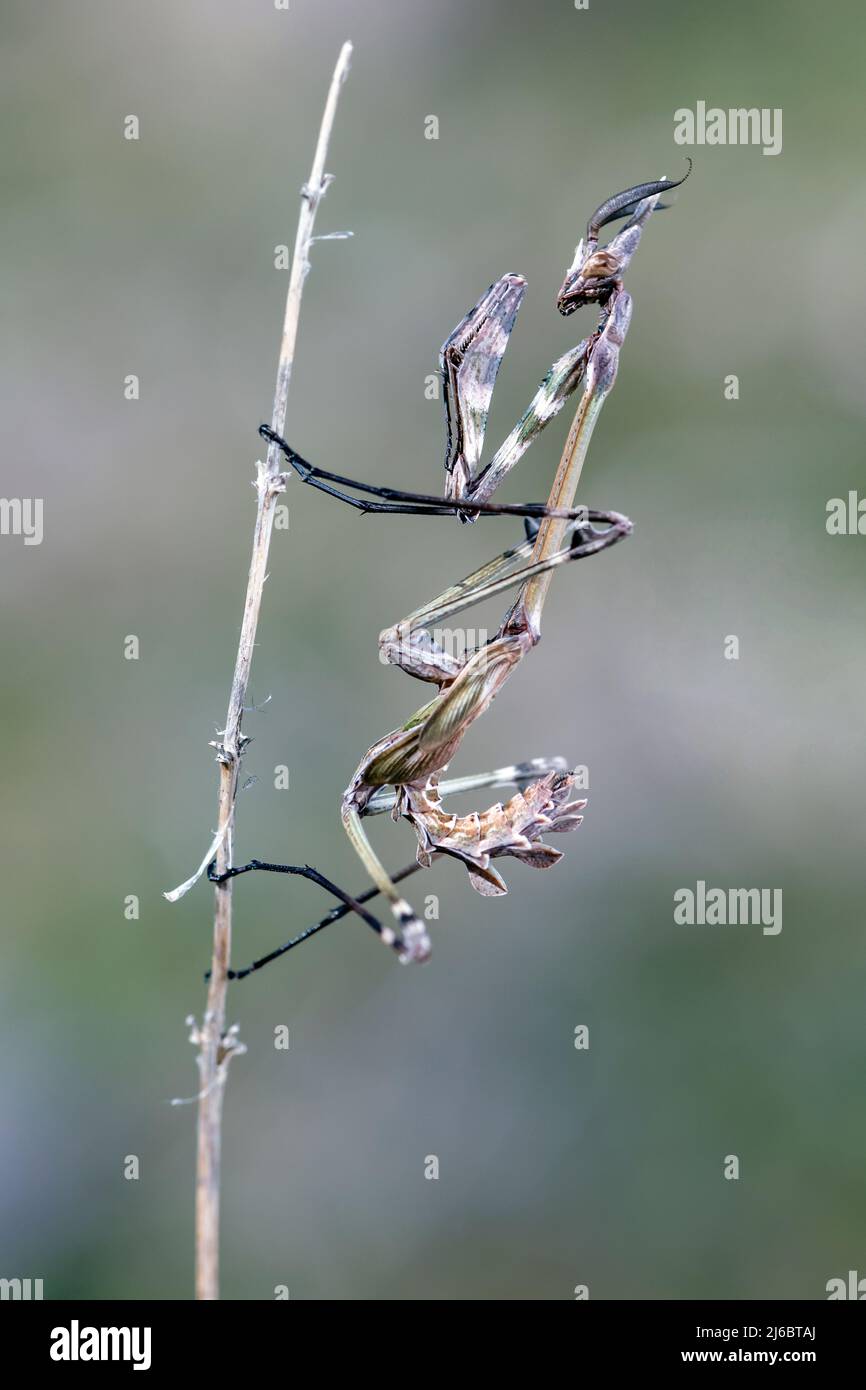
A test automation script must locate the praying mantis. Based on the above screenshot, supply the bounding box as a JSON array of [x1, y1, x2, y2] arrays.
[[209, 163, 690, 972]]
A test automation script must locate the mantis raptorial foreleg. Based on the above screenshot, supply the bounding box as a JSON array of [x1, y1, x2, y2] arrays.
[[213, 165, 689, 972]]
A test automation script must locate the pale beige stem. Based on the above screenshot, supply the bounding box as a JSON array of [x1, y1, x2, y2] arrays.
[[192, 40, 353, 1303]]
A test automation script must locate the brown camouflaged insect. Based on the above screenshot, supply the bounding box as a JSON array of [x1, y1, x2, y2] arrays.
[[211, 164, 690, 971]]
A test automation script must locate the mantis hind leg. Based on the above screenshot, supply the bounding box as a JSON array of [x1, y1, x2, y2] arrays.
[[342, 806, 432, 963]]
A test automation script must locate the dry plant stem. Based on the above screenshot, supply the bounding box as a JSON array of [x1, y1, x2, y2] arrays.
[[194, 40, 353, 1303]]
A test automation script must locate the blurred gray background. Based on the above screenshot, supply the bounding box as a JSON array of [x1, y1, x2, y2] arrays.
[[2, 0, 864, 1300]]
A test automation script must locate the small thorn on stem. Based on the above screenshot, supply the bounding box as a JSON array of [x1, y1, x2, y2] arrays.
[[311, 230, 354, 242]]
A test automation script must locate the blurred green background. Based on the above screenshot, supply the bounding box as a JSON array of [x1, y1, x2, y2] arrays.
[[2, 0, 865, 1300]]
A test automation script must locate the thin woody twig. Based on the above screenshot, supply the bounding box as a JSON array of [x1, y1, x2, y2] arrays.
[[167, 40, 353, 1302]]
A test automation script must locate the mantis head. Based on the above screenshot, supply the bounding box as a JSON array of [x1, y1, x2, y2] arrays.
[[556, 160, 691, 316]]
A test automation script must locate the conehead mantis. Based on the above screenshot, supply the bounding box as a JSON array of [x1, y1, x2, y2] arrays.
[[209, 162, 690, 972]]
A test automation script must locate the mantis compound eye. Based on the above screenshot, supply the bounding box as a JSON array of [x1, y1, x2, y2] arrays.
[[556, 252, 621, 315], [579, 249, 622, 281]]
